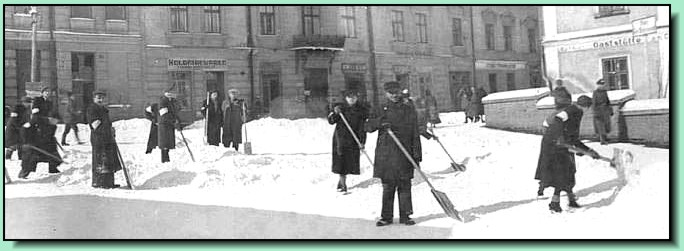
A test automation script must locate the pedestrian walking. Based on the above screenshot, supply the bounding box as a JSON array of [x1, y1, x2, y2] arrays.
[[144, 103, 159, 154], [158, 89, 181, 163], [18, 87, 63, 179], [328, 90, 369, 193], [535, 94, 600, 213], [592, 79, 613, 145], [61, 92, 84, 145], [201, 90, 223, 146], [221, 89, 245, 151], [458, 87, 473, 123], [87, 89, 122, 189], [366, 81, 422, 226], [424, 89, 441, 128]]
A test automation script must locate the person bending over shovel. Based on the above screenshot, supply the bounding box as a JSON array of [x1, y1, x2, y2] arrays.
[[535, 95, 599, 213], [327, 90, 369, 193], [366, 81, 421, 226]]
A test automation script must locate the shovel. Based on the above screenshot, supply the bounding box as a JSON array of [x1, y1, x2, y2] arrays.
[[242, 102, 252, 155], [178, 128, 196, 162], [339, 111, 374, 166], [23, 144, 69, 165], [428, 128, 467, 172], [112, 138, 134, 189], [386, 128, 462, 221], [562, 143, 635, 182], [203, 92, 210, 145]]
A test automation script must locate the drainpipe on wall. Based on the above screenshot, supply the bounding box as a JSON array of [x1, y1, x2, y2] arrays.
[[469, 6, 477, 88], [48, 6, 58, 103], [366, 6, 379, 106], [246, 6, 256, 109]]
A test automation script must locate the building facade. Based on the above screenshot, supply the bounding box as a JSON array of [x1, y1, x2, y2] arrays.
[[4, 5, 542, 120], [542, 6, 669, 99]]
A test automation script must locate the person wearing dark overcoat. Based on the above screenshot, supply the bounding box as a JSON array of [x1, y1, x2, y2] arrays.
[[221, 89, 245, 151], [201, 90, 224, 146], [87, 90, 122, 189], [366, 81, 422, 227], [535, 94, 599, 213], [158, 89, 181, 163], [424, 89, 441, 128], [5, 97, 32, 160], [466, 86, 488, 123], [144, 103, 159, 154], [61, 92, 84, 145], [328, 90, 369, 193], [458, 87, 473, 123], [592, 79, 613, 145], [18, 88, 62, 178]]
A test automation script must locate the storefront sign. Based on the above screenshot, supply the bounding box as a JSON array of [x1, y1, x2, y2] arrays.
[[632, 16, 657, 36], [557, 29, 669, 53], [475, 60, 527, 70], [341, 63, 367, 73], [167, 58, 228, 71]]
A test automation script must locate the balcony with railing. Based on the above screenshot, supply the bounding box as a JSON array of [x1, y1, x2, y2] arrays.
[[291, 34, 346, 51]]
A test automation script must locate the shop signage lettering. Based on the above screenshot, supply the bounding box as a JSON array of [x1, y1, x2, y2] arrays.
[[167, 58, 228, 71], [558, 30, 669, 53], [341, 63, 367, 73], [475, 60, 526, 70]]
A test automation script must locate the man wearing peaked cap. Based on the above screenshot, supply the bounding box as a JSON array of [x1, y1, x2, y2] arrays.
[[87, 87, 122, 188], [158, 87, 181, 163]]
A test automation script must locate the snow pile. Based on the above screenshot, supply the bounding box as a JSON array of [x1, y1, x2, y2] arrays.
[[4, 112, 669, 239]]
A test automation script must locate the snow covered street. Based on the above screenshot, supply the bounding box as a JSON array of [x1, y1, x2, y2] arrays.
[[3, 112, 670, 239]]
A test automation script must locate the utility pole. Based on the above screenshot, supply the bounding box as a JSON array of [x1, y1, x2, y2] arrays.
[[469, 6, 477, 88], [30, 6, 39, 83]]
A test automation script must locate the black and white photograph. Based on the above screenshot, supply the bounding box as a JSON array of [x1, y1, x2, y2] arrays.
[[3, 5, 670, 239]]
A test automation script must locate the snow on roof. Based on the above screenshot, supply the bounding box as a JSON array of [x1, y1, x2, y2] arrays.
[[482, 88, 550, 104], [537, 89, 636, 109], [621, 98, 670, 115]]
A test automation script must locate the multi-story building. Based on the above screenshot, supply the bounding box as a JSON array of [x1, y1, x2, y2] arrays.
[[4, 5, 542, 120], [541, 6, 669, 99]]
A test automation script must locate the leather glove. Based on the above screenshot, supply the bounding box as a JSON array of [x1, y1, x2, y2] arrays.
[[333, 106, 341, 114], [381, 122, 391, 130]]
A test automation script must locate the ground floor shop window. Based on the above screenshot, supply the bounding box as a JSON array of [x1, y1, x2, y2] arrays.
[[488, 73, 498, 93], [602, 56, 629, 90], [506, 73, 515, 91]]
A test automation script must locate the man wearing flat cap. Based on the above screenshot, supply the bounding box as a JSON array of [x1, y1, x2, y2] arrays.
[[158, 88, 181, 163], [87, 89, 122, 188], [592, 79, 612, 145], [365, 81, 421, 226]]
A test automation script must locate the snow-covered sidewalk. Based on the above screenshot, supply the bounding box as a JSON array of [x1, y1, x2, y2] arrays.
[[3, 112, 670, 239]]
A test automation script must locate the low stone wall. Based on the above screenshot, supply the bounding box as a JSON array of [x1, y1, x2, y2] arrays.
[[482, 88, 550, 134], [620, 99, 669, 147]]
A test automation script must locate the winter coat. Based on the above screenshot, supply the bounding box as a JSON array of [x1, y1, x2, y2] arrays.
[[592, 87, 612, 135], [5, 104, 28, 147], [63, 98, 82, 124], [425, 94, 441, 124], [328, 102, 369, 175], [145, 103, 159, 151], [535, 105, 589, 189], [221, 99, 245, 146], [31, 96, 60, 136], [466, 88, 487, 117], [366, 99, 421, 182], [158, 96, 180, 150], [87, 103, 121, 176], [23, 111, 59, 165], [201, 98, 223, 146]]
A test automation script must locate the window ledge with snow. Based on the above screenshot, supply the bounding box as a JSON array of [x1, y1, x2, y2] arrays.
[[536, 89, 636, 110], [482, 87, 549, 104], [621, 98, 669, 116]]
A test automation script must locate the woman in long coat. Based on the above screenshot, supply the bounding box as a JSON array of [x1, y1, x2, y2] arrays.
[[535, 95, 598, 213], [144, 103, 159, 154], [327, 90, 369, 192], [467, 86, 488, 122], [592, 79, 612, 145], [424, 89, 441, 127], [87, 90, 122, 188], [222, 89, 245, 151], [158, 90, 180, 163], [201, 90, 223, 146]]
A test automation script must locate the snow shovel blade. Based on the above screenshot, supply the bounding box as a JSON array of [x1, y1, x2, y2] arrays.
[[244, 141, 253, 155], [449, 157, 470, 172], [431, 189, 462, 221]]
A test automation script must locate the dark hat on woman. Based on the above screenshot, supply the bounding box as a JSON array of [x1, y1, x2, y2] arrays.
[[93, 89, 107, 96], [577, 95, 593, 108], [596, 79, 606, 85], [342, 89, 359, 97]]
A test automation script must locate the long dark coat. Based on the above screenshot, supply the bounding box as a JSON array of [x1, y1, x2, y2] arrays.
[[592, 87, 612, 135], [87, 103, 122, 187], [366, 99, 421, 182], [145, 103, 159, 151], [328, 102, 369, 175], [535, 105, 589, 189], [425, 94, 441, 124], [201, 98, 223, 146], [466, 88, 488, 117], [158, 96, 180, 150], [221, 99, 244, 147], [5, 104, 28, 147]]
